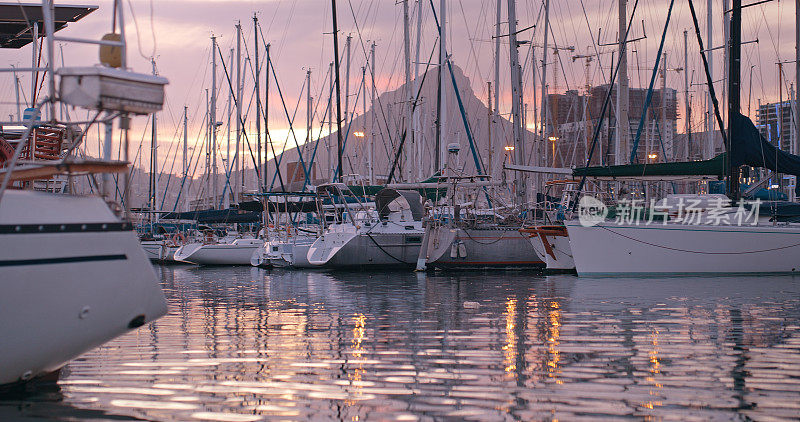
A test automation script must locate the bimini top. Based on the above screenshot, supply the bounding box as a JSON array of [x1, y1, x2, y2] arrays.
[[375, 188, 424, 221], [0, 2, 96, 49]]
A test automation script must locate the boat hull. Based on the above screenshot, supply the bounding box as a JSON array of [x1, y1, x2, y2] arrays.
[[566, 220, 800, 276], [521, 226, 575, 271], [175, 241, 261, 266], [423, 226, 544, 270], [0, 191, 168, 386], [308, 232, 423, 268]]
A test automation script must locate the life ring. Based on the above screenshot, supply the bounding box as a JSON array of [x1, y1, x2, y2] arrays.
[[171, 232, 186, 246]]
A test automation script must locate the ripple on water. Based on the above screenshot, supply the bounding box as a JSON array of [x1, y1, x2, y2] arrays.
[[4, 269, 799, 421]]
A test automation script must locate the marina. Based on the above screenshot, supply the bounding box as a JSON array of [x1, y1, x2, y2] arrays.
[[3, 0, 800, 419]]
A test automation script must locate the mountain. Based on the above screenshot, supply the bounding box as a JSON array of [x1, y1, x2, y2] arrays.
[[265, 63, 536, 190]]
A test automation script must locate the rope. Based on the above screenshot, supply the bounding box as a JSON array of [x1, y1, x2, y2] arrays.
[[600, 225, 800, 255], [364, 232, 409, 264], [460, 226, 511, 245]]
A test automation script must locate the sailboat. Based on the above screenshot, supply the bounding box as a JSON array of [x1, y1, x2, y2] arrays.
[[0, 1, 168, 386], [567, 0, 800, 276], [306, 184, 425, 268]]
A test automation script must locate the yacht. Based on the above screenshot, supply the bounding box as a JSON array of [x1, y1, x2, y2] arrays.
[[307, 185, 425, 268], [0, 1, 168, 386], [174, 232, 262, 265]]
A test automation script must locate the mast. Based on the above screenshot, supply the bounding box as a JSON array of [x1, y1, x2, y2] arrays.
[[265, 43, 270, 191], [226, 48, 232, 206], [507, 0, 526, 206], [211, 35, 218, 210], [661, 52, 668, 160], [402, 0, 413, 182], [150, 58, 158, 220], [183, 105, 188, 212], [345, 34, 352, 139], [616, 0, 629, 165], [362, 65, 367, 177], [370, 42, 376, 183], [306, 69, 312, 163], [413, 0, 423, 180], [254, 14, 262, 192], [539, 0, 550, 188], [705, 0, 714, 159], [332, 0, 344, 182], [494, 0, 501, 180], [488, 81, 492, 176], [439, 0, 447, 172], [205, 88, 210, 209], [328, 61, 334, 180], [727, 0, 741, 200], [684, 29, 691, 160], [235, 22, 242, 203]]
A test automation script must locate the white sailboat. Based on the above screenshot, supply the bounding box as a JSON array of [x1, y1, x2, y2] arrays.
[[565, 1, 800, 276], [307, 185, 425, 268], [0, 1, 168, 386], [251, 231, 317, 268], [174, 235, 262, 265], [0, 190, 168, 385]]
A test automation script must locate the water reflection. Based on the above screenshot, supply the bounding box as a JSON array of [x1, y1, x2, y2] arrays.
[[2, 268, 799, 420]]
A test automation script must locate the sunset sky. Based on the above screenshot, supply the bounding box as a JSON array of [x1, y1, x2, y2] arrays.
[[1, 0, 797, 172]]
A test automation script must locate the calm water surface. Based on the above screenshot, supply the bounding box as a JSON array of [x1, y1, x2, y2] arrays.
[[3, 267, 800, 420]]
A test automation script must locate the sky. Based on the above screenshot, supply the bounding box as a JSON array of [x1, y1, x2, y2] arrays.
[[1, 0, 798, 174]]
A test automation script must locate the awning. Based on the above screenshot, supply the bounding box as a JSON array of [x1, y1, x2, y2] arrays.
[[0, 2, 97, 49]]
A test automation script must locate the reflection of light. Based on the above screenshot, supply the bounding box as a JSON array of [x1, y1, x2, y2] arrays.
[[504, 145, 515, 151], [547, 301, 562, 383], [642, 328, 663, 410], [353, 131, 365, 138], [548, 136, 559, 142], [346, 313, 367, 407], [503, 298, 517, 375]]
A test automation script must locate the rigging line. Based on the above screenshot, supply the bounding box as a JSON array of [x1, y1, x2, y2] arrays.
[[266, 52, 312, 185], [172, 109, 209, 212], [347, 0, 398, 167], [333, 68, 369, 180], [385, 31, 440, 183], [686, 0, 728, 152], [578, 0, 607, 81], [364, 232, 412, 265], [599, 225, 800, 254], [629, 0, 675, 163], [266, 66, 306, 190], [571, 0, 642, 211], [125, 0, 156, 60]]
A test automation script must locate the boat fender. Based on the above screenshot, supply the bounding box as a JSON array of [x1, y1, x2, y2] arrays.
[[457, 241, 467, 258], [450, 242, 458, 258]]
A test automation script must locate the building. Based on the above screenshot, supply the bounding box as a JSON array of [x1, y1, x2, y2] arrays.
[[545, 84, 679, 167], [757, 100, 796, 153]]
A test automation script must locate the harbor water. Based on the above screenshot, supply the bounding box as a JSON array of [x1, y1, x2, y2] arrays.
[[3, 267, 800, 420]]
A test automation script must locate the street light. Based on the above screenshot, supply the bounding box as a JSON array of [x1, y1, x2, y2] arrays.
[[504, 145, 515, 151], [648, 153, 658, 160], [353, 131, 365, 138]]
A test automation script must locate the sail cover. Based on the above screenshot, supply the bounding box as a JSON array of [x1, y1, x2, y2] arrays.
[[572, 154, 726, 180], [730, 112, 800, 178]]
